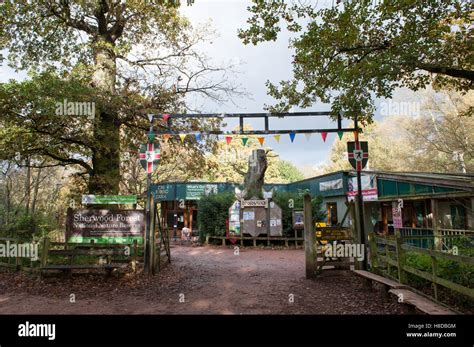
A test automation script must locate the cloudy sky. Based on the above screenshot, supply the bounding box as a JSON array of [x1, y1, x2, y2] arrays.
[[0, 0, 418, 173]]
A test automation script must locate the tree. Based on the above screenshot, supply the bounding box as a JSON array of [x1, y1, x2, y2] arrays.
[[0, 1, 238, 194], [322, 90, 474, 173], [239, 0, 473, 122], [202, 134, 304, 184]]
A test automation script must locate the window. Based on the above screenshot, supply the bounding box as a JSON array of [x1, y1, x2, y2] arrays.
[[450, 205, 466, 230], [327, 203, 338, 226]]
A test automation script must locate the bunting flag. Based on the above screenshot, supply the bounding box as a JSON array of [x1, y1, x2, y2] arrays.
[[162, 134, 171, 143], [321, 132, 328, 142], [353, 131, 359, 141], [163, 114, 171, 121], [289, 133, 296, 143], [304, 133, 312, 141], [258, 137, 265, 146], [179, 134, 186, 143], [273, 135, 281, 143], [242, 137, 249, 146], [195, 133, 202, 142], [225, 136, 232, 145], [337, 131, 344, 140]]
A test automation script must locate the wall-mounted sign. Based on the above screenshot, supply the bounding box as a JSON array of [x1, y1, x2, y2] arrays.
[[292, 210, 304, 229], [347, 175, 378, 201], [82, 195, 137, 205], [66, 209, 145, 244], [319, 178, 343, 192], [241, 199, 268, 208], [139, 143, 161, 174]]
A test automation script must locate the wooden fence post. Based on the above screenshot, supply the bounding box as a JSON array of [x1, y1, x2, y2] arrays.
[[304, 194, 316, 279], [368, 232, 378, 272], [395, 232, 407, 284], [40, 237, 50, 268], [431, 255, 439, 300]]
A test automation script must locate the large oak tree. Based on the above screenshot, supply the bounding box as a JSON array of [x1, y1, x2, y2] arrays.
[[239, 0, 473, 122], [0, 0, 237, 194]]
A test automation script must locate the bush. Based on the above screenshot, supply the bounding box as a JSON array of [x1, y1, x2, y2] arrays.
[[197, 189, 326, 241], [197, 192, 236, 242]]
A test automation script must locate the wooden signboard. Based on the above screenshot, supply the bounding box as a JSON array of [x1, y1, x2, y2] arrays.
[[315, 227, 352, 241], [66, 209, 145, 244]]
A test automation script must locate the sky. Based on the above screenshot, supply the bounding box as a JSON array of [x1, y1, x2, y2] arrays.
[[0, 0, 419, 173]]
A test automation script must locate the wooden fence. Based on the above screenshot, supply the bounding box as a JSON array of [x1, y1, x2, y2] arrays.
[[368, 232, 474, 301], [205, 235, 304, 247]]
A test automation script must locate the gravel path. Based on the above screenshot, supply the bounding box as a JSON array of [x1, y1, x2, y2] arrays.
[[0, 245, 405, 314]]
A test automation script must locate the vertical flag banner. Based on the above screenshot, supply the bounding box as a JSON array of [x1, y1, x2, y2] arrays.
[[242, 137, 249, 146], [179, 134, 186, 143], [337, 131, 344, 140], [304, 133, 312, 141], [347, 141, 369, 171], [225, 136, 232, 145], [258, 137, 265, 146], [274, 135, 281, 143], [321, 132, 328, 142], [139, 143, 161, 174], [289, 133, 296, 143]]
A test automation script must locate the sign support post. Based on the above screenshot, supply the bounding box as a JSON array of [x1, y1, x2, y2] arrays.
[[354, 130, 367, 270]]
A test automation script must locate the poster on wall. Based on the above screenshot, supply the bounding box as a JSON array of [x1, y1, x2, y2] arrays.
[[347, 174, 378, 201]]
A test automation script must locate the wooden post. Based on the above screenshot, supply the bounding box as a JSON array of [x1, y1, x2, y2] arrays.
[[349, 201, 361, 270], [431, 199, 441, 251], [395, 232, 407, 284], [368, 232, 378, 272], [431, 254, 438, 300], [205, 234, 210, 245], [304, 194, 316, 279], [40, 237, 49, 268], [132, 239, 138, 273]]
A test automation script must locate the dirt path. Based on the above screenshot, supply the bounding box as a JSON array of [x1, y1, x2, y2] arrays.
[[0, 245, 405, 314]]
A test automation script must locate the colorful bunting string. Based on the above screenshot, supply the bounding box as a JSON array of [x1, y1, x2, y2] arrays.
[[304, 133, 312, 141], [289, 133, 296, 143], [195, 133, 202, 142], [242, 137, 249, 146], [225, 136, 232, 145], [274, 135, 281, 143], [337, 131, 343, 140], [179, 134, 186, 143], [162, 134, 171, 143], [163, 114, 171, 121], [258, 137, 265, 146], [321, 132, 328, 142]]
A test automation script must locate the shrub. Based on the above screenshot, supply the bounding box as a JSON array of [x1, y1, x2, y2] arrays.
[[197, 192, 236, 242]]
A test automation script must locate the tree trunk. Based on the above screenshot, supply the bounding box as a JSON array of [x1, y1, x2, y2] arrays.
[[243, 149, 267, 198], [31, 166, 43, 215], [24, 156, 31, 215], [88, 37, 121, 195]]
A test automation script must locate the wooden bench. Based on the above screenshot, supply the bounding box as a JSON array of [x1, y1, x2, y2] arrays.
[[353, 270, 409, 299], [41, 264, 128, 276], [389, 289, 456, 315]]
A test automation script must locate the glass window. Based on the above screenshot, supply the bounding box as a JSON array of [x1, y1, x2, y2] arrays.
[[327, 203, 338, 226]]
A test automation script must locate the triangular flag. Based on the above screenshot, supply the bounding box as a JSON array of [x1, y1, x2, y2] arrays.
[[179, 134, 186, 143], [225, 136, 232, 145], [289, 133, 296, 142], [242, 137, 249, 146], [321, 132, 328, 142], [304, 133, 312, 141], [162, 134, 171, 143], [353, 131, 359, 141], [195, 133, 201, 142], [274, 135, 281, 143], [163, 114, 171, 121], [337, 131, 343, 140], [258, 137, 265, 146]]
